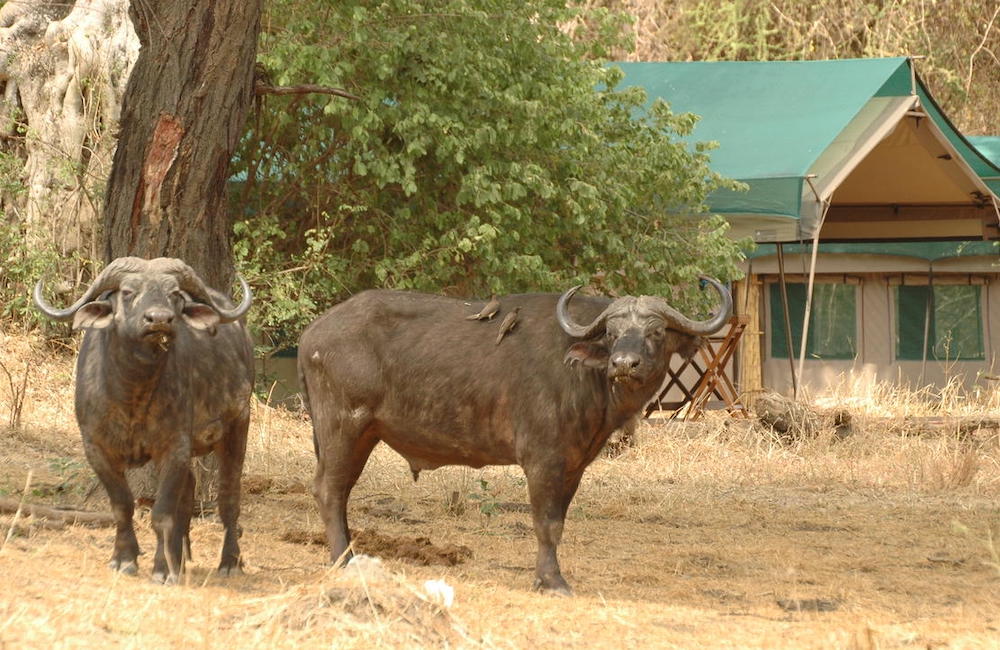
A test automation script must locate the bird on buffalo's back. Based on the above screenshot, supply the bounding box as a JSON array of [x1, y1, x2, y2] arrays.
[[466, 294, 500, 321], [495, 306, 521, 345]]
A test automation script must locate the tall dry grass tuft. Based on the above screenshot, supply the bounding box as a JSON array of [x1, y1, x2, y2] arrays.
[[575, 373, 1000, 518], [244, 398, 315, 493], [234, 560, 471, 647]]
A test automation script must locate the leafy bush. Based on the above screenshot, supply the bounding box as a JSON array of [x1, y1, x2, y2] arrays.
[[232, 0, 746, 351], [0, 218, 63, 331]]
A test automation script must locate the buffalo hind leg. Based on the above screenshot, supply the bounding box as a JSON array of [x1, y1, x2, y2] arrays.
[[216, 415, 249, 575], [85, 446, 140, 574], [524, 464, 585, 596], [312, 409, 378, 565]]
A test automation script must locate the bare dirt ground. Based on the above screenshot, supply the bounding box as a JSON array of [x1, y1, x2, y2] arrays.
[[1, 331, 999, 648]]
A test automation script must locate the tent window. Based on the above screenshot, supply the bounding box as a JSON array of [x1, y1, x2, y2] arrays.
[[894, 285, 984, 361], [769, 282, 857, 360]]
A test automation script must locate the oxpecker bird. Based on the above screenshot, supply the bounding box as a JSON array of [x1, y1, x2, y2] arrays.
[[466, 294, 501, 320], [495, 306, 521, 345]]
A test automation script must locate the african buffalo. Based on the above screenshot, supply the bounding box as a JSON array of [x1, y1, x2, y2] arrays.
[[297, 278, 731, 594], [34, 257, 253, 583]]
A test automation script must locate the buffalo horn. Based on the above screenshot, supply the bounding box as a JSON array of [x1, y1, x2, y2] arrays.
[[33, 257, 149, 322], [650, 276, 732, 336], [556, 285, 617, 339], [155, 258, 252, 324]]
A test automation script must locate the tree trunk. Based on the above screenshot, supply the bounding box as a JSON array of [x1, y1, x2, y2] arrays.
[[0, 1, 138, 268], [103, 0, 263, 291]]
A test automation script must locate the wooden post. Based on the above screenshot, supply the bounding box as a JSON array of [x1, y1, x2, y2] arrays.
[[776, 243, 798, 398], [735, 276, 763, 408]]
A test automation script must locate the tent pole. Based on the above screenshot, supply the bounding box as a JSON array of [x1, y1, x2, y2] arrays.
[[920, 262, 934, 385], [796, 236, 820, 394], [796, 195, 831, 396], [987, 276, 994, 372], [776, 243, 798, 398]]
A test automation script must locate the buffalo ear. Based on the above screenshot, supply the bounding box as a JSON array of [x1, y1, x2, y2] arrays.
[[564, 342, 610, 369], [72, 301, 113, 330], [181, 302, 221, 332], [676, 334, 705, 360]]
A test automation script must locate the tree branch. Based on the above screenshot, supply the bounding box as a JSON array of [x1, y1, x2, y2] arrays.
[[254, 80, 360, 101]]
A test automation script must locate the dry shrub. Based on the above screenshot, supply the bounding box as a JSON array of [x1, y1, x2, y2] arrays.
[[236, 558, 469, 646], [751, 390, 851, 442]]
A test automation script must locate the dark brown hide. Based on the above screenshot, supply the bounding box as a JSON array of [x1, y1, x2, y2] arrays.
[[298, 283, 730, 595], [34, 257, 253, 583]]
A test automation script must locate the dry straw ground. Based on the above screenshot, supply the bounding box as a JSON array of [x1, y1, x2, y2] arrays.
[[1, 330, 999, 648]]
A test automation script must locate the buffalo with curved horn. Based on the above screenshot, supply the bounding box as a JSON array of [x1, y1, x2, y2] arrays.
[[34, 257, 253, 583], [298, 276, 731, 595]]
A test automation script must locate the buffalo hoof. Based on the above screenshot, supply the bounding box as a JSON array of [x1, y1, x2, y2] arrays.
[[532, 577, 573, 597], [150, 570, 179, 585], [109, 559, 138, 576], [217, 564, 244, 577]]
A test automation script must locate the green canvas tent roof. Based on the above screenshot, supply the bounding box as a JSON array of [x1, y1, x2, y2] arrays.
[[613, 58, 1000, 243], [968, 136, 1000, 195]]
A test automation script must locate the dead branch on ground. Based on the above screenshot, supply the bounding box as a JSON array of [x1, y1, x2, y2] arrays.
[[0, 497, 114, 527]]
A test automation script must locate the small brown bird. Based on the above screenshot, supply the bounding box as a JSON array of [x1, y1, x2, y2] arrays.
[[495, 306, 521, 345], [466, 294, 501, 320]]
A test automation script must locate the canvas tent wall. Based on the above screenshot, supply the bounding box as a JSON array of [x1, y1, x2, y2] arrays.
[[746, 241, 1000, 395], [614, 57, 1000, 398]]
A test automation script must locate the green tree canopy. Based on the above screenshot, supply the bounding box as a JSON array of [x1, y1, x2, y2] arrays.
[[232, 0, 744, 348]]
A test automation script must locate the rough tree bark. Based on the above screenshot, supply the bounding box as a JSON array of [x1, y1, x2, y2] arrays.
[[103, 0, 263, 291], [0, 0, 138, 264]]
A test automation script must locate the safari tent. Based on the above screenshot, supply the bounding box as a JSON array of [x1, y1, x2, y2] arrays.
[[614, 57, 1000, 398]]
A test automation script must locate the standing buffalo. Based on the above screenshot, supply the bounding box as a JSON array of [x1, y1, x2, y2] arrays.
[[34, 257, 253, 583], [298, 278, 731, 594]]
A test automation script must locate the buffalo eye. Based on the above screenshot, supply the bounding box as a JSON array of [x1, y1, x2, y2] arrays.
[[645, 326, 666, 353], [120, 289, 134, 300]]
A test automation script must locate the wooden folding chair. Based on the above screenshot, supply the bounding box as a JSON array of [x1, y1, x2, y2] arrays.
[[645, 315, 749, 420]]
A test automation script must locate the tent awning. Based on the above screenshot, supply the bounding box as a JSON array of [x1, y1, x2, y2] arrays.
[[612, 58, 1000, 243], [748, 240, 998, 261], [968, 136, 1000, 196]]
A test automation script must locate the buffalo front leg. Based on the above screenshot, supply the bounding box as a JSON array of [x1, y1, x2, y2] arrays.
[[312, 409, 378, 565], [151, 457, 193, 584], [524, 464, 584, 596], [84, 444, 140, 574], [167, 468, 195, 576], [215, 415, 249, 576]]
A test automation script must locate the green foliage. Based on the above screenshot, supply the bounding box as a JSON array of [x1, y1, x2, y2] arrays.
[[233, 0, 745, 350], [469, 478, 500, 519], [0, 218, 62, 330]]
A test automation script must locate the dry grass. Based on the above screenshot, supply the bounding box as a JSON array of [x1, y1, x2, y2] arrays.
[[2, 329, 1000, 648]]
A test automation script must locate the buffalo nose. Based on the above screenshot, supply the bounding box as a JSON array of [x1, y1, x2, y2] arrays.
[[611, 353, 641, 372], [143, 308, 174, 325]]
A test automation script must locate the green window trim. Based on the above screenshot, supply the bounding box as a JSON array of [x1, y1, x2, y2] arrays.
[[894, 285, 984, 361], [769, 282, 858, 360]]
